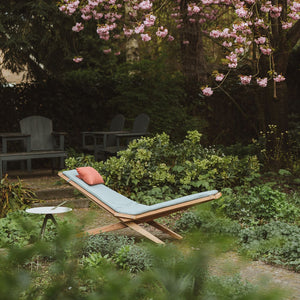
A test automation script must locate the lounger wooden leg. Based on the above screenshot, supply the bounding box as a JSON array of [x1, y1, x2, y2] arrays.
[[85, 222, 126, 235], [147, 221, 183, 240], [125, 222, 165, 244]]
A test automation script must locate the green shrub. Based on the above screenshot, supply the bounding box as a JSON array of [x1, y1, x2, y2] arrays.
[[113, 244, 152, 273], [82, 234, 135, 257], [214, 185, 299, 225], [0, 210, 66, 248], [240, 221, 300, 271], [65, 131, 260, 202], [81, 252, 112, 268], [175, 210, 241, 236], [203, 275, 255, 300], [174, 211, 203, 233]]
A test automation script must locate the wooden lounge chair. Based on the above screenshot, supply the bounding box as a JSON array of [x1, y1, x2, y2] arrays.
[[59, 169, 222, 244]]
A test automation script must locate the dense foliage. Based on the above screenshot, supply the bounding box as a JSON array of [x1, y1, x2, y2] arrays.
[[0, 224, 285, 299], [65, 131, 260, 201]]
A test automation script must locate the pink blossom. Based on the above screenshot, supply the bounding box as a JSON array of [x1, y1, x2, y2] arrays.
[[156, 27, 168, 38], [256, 77, 268, 87], [215, 73, 224, 82], [144, 14, 156, 27], [93, 12, 103, 19], [183, 40, 190, 45], [254, 37, 266, 44], [139, 0, 152, 10], [72, 22, 84, 32], [240, 75, 252, 85], [235, 7, 250, 18], [228, 62, 238, 68], [222, 41, 232, 47], [73, 57, 83, 63], [270, 6, 282, 18], [202, 87, 213, 96], [134, 24, 145, 34], [114, 51, 121, 56], [210, 30, 222, 38], [291, 2, 300, 12], [254, 18, 269, 29], [103, 48, 112, 54], [235, 47, 244, 54], [235, 36, 246, 44], [123, 28, 133, 37], [141, 33, 151, 41], [260, 46, 272, 55], [167, 35, 175, 41], [282, 22, 293, 29], [273, 74, 286, 82], [288, 12, 300, 20], [81, 14, 92, 21], [261, 2, 271, 13]]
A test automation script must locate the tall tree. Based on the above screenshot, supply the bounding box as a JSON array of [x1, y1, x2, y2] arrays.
[[0, 0, 108, 82]]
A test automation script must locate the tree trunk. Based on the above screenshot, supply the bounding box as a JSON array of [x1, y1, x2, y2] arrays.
[[180, 0, 207, 104]]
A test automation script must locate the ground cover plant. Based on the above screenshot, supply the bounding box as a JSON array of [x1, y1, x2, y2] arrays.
[[0, 224, 286, 300]]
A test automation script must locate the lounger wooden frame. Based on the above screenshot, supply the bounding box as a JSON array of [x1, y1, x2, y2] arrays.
[[59, 172, 222, 244]]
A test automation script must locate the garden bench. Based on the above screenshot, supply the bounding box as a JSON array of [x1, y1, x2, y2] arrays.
[[0, 150, 66, 178]]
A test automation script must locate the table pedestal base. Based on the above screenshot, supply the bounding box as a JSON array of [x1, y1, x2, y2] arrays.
[[41, 214, 58, 236]]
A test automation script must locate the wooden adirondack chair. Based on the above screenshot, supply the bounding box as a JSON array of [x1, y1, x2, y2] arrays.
[[102, 113, 150, 156], [82, 114, 126, 159], [0, 116, 67, 177]]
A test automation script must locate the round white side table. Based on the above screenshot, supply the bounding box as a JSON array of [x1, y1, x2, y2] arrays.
[[26, 206, 72, 236]]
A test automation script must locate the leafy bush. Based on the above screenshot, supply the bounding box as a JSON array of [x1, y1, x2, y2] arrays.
[[203, 275, 256, 300], [175, 210, 241, 237], [214, 185, 299, 225], [0, 211, 61, 248], [240, 221, 300, 271], [81, 252, 112, 268], [65, 131, 260, 202], [82, 234, 135, 257], [0, 211, 39, 247], [0, 175, 35, 218], [113, 244, 152, 273]]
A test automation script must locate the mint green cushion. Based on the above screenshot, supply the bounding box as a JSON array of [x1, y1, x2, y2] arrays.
[[63, 170, 218, 215]]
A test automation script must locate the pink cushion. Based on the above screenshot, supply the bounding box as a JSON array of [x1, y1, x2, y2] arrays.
[[76, 167, 104, 185]]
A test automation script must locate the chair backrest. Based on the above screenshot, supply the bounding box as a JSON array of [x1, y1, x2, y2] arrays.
[[20, 116, 54, 151], [107, 114, 125, 147], [132, 113, 150, 133]]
